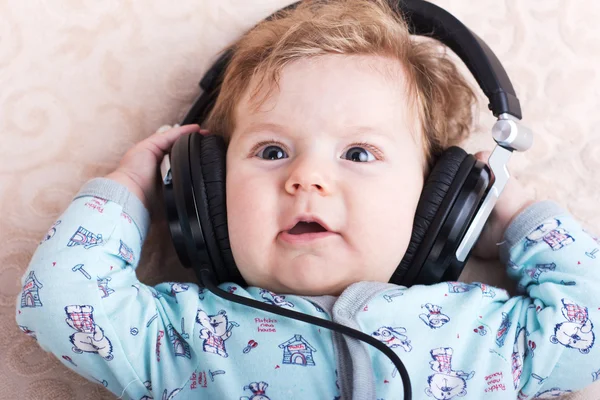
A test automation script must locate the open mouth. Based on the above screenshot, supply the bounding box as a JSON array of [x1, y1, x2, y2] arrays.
[[288, 221, 328, 235]]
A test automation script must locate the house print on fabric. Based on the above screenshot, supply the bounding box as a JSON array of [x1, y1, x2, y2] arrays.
[[496, 312, 512, 347], [21, 271, 43, 307], [279, 334, 317, 366], [167, 324, 191, 359], [67, 226, 103, 249], [524, 218, 575, 251], [97, 277, 115, 298], [118, 240, 134, 264]]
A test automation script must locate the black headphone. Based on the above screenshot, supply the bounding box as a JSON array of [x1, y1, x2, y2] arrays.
[[159, 1, 533, 397]]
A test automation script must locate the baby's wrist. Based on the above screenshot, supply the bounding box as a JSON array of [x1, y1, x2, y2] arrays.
[[105, 170, 149, 209], [498, 198, 538, 240]]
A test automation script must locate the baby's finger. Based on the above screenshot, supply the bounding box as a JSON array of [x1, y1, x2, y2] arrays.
[[474, 151, 496, 180], [144, 124, 200, 155], [156, 125, 174, 134], [474, 151, 490, 162], [157, 123, 200, 139], [158, 125, 210, 136]]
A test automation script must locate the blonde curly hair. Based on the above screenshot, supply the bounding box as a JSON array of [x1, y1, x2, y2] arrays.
[[203, 0, 478, 174]]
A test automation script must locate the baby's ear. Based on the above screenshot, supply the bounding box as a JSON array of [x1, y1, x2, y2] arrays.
[[549, 335, 558, 344]]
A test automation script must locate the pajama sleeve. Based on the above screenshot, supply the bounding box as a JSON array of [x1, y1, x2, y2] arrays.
[[488, 200, 600, 396], [15, 177, 203, 399], [395, 200, 600, 398]]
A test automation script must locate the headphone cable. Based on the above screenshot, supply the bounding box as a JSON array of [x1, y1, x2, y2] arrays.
[[199, 269, 412, 399]]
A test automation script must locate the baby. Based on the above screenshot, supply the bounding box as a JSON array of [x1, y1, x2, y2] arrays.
[[15, 0, 600, 399]]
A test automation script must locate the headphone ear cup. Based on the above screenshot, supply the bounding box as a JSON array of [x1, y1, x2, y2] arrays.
[[164, 133, 198, 270], [390, 146, 469, 286], [190, 133, 246, 286]]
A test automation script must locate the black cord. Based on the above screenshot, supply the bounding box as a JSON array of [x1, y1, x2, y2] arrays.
[[199, 269, 412, 399]]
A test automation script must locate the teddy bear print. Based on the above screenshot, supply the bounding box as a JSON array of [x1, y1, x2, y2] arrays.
[[425, 347, 475, 400], [64, 305, 113, 360], [372, 326, 412, 352], [419, 303, 451, 329], [550, 298, 595, 354], [260, 289, 294, 308], [168, 283, 189, 303], [240, 381, 271, 400], [196, 309, 239, 358]]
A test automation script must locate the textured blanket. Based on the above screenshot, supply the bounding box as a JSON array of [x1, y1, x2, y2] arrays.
[[2, 0, 599, 398]]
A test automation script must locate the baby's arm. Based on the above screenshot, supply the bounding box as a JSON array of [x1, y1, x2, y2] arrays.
[[15, 178, 202, 399], [480, 200, 599, 395], [407, 200, 599, 397]]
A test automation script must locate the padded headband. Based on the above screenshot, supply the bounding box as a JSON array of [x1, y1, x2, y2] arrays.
[[182, 0, 522, 127]]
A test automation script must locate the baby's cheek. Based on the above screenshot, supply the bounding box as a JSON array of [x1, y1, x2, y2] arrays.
[[227, 211, 271, 284]]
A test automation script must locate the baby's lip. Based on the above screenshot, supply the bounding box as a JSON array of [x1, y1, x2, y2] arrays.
[[283, 214, 334, 233]]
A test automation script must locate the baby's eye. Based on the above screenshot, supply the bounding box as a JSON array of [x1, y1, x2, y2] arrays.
[[255, 144, 288, 160], [253, 141, 380, 161], [343, 146, 376, 162]]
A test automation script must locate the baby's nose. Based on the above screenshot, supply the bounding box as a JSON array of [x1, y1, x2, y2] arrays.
[[284, 157, 332, 195], [288, 181, 324, 193]]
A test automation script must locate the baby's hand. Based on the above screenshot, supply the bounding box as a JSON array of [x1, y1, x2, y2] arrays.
[[471, 151, 537, 260], [105, 124, 207, 210]]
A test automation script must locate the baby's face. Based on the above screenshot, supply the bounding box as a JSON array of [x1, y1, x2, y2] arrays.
[[225, 54, 425, 296]]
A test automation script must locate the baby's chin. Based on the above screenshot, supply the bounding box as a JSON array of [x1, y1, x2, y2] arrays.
[[239, 256, 384, 296], [255, 273, 356, 297], [280, 282, 347, 297]]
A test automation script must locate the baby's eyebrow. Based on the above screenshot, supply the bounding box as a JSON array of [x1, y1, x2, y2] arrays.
[[241, 121, 289, 137], [241, 121, 395, 143], [341, 125, 395, 142]]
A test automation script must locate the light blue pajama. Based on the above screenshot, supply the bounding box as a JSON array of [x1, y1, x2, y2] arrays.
[[16, 177, 600, 399]]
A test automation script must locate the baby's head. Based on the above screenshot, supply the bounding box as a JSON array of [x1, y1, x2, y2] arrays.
[[204, 0, 477, 296]]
